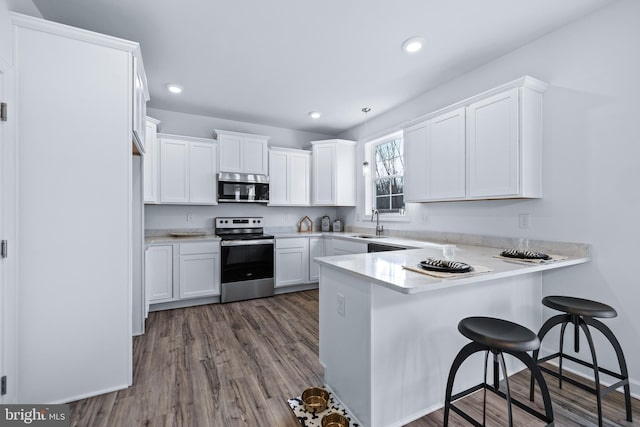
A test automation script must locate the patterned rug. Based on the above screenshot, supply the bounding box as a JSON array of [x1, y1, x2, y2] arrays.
[[287, 390, 360, 427]]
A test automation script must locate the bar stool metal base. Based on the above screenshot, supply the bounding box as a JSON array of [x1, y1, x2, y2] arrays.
[[530, 313, 632, 427], [444, 342, 554, 427]]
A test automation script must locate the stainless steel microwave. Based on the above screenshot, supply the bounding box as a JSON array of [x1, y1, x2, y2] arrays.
[[217, 172, 269, 203]]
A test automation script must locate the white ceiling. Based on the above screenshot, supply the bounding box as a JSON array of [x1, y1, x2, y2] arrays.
[[33, 0, 614, 135]]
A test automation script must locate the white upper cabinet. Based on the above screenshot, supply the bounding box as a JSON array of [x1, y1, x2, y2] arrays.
[[215, 129, 270, 175], [404, 120, 430, 202], [189, 142, 217, 204], [268, 147, 311, 206], [159, 134, 217, 205], [404, 76, 546, 202], [132, 57, 148, 154], [143, 117, 161, 203], [311, 139, 357, 206], [430, 107, 466, 200]]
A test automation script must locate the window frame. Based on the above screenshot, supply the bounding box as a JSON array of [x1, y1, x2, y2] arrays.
[[363, 130, 407, 219]]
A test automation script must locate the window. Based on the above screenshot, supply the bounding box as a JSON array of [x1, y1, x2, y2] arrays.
[[369, 133, 405, 214]]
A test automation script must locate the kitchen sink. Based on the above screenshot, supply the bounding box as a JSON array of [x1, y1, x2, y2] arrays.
[[351, 234, 387, 239]]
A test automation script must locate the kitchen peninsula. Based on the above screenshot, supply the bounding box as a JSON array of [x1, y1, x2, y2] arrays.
[[316, 241, 589, 427]]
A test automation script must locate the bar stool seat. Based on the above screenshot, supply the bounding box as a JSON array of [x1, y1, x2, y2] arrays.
[[458, 317, 540, 352], [531, 296, 632, 427], [542, 296, 617, 318], [444, 317, 554, 426]]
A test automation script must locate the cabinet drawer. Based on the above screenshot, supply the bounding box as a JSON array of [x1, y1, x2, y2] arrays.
[[332, 238, 367, 254], [179, 241, 220, 255], [276, 237, 308, 249]]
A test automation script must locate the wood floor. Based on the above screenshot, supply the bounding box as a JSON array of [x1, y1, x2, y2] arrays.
[[70, 290, 639, 426]]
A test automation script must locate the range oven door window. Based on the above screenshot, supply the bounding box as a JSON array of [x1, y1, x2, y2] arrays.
[[221, 243, 274, 283], [218, 181, 269, 202]]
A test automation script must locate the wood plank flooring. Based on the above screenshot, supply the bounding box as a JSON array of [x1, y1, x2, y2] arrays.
[[70, 290, 639, 426]]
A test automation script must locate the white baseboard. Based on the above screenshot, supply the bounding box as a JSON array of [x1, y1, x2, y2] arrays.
[[49, 383, 129, 404]]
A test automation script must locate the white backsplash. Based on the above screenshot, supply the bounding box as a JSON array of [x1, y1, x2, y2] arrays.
[[145, 203, 338, 232]]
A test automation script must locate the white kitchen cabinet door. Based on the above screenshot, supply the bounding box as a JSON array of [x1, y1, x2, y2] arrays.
[[269, 148, 311, 206], [275, 238, 309, 287], [403, 120, 430, 202], [429, 108, 466, 200], [268, 150, 288, 205], [179, 253, 220, 298], [189, 142, 217, 204], [143, 117, 160, 203], [216, 130, 270, 174], [145, 246, 173, 302], [308, 237, 324, 282], [312, 143, 335, 205], [218, 133, 243, 173], [311, 140, 356, 206], [160, 137, 189, 203], [467, 88, 519, 198], [243, 136, 268, 175], [289, 151, 311, 205]]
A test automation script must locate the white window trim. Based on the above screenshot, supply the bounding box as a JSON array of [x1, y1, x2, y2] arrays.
[[362, 130, 408, 221]]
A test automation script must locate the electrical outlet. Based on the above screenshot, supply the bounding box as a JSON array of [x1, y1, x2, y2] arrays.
[[518, 213, 530, 229], [186, 212, 193, 223], [336, 293, 345, 317]]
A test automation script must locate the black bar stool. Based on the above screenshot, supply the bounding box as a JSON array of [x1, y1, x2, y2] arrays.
[[530, 296, 632, 427], [444, 316, 554, 426]]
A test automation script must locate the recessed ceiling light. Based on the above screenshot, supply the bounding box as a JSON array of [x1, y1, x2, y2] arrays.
[[401, 37, 425, 54], [166, 83, 183, 94], [308, 111, 322, 119]]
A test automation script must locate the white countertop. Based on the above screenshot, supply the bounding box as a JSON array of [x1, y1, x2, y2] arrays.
[[272, 231, 446, 249], [145, 234, 220, 244], [315, 244, 590, 295]]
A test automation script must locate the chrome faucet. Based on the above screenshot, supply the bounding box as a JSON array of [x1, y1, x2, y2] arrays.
[[371, 209, 383, 236]]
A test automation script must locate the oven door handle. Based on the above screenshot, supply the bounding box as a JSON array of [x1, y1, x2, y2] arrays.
[[221, 239, 275, 247]]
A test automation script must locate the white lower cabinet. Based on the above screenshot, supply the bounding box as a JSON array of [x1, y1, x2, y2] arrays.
[[179, 242, 220, 298], [275, 238, 310, 287], [275, 236, 328, 288], [146, 240, 221, 308], [309, 237, 324, 282], [145, 245, 173, 303]]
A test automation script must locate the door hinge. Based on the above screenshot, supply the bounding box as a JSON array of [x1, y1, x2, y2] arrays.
[[0, 102, 6, 122], [1, 376, 6, 395], [1, 240, 7, 259]]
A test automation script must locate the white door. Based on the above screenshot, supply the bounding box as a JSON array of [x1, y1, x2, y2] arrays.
[[289, 152, 310, 205], [429, 108, 466, 200], [218, 134, 242, 172], [160, 137, 189, 203], [143, 120, 158, 203], [1, 67, 19, 404], [268, 150, 288, 205], [189, 142, 217, 204], [145, 246, 173, 302], [309, 237, 324, 282], [276, 248, 308, 287], [467, 88, 519, 198], [243, 136, 267, 174], [179, 253, 220, 298], [403, 120, 430, 202], [313, 144, 335, 205]]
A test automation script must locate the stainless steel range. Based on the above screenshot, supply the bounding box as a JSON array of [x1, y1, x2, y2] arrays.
[[215, 217, 274, 303]]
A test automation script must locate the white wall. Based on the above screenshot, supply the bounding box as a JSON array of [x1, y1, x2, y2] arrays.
[[147, 107, 334, 148], [339, 0, 640, 394]]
